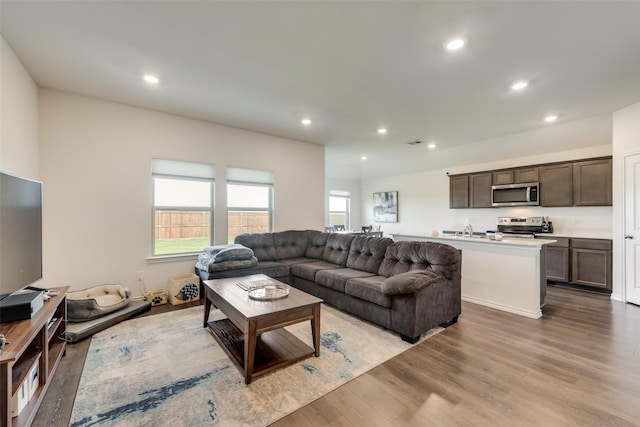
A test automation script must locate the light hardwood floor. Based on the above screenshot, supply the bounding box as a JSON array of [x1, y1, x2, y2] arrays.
[[32, 286, 640, 427]]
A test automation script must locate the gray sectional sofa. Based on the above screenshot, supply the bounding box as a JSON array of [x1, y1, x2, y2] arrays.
[[195, 230, 461, 343]]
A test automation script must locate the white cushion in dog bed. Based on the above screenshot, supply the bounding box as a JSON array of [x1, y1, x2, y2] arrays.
[[67, 284, 131, 322]]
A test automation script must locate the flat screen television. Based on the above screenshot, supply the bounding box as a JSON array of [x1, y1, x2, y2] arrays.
[[0, 172, 43, 300]]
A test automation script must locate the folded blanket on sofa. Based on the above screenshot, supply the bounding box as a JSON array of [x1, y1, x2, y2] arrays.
[[196, 253, 259, 273], [203, 244, 254, 262]]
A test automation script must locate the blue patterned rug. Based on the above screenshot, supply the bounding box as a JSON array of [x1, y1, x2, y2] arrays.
[[70, 304, 442, 426]]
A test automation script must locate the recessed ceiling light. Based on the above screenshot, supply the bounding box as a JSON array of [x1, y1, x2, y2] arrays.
[[446, 39, 465, 50], [544, 115, 558, 123], [301, 118, 312, 125], [377, 128, 387, 134], [427, 142, 437, 149], [361, 156, 367, 160], [143, 74, 159, 84], [511, 81, 528, 91]]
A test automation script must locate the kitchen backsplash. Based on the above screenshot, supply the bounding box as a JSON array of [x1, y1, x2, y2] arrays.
[[447, 206, 613, 238]]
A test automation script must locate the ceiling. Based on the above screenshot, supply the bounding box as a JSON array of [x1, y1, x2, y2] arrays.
[[2, 1, 640, 180]]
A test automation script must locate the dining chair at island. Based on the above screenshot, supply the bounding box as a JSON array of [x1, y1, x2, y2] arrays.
[[361, 225, 373, 234], [333, 225, 345, 231]]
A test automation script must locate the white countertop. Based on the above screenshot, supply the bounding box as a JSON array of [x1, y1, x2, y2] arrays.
[[392, 232, 557, 247], [534, 232, 613, 240]]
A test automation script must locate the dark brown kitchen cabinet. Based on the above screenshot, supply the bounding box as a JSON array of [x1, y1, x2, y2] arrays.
[[492, 167, 538, 185], [545, 237, 570, 282], [515, 167, 539, 183], [570, 238, 612, 290], [449, 156, 610, 209], [492, 170, 514, 185], [573, 158, 612, 206], [546, 237, 612, 292], [540, 163, 573, 206], [469, 173, 492, 208], [449, 174, 469, 208]]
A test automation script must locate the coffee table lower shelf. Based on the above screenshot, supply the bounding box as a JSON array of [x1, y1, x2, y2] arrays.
[[207, 318, 316, 382]]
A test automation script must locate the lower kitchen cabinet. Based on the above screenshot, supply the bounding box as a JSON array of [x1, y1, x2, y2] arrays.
[[545, 238, 569, 282], [545, 237, 612, 292], [570, 239, 612, 290]]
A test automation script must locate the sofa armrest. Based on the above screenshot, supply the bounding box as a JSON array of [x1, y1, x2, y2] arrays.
[[381, 270, 444, 296]]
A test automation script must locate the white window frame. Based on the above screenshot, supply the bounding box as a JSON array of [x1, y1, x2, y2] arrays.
[[151, 159, 215, 258], [226, 167, 274, 242], [329, 190, 350, 229]]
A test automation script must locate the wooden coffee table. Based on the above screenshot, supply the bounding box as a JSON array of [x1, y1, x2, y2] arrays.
[[203, 274, 322, 384]]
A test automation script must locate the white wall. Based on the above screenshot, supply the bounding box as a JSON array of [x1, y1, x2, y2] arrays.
[[0, 36, 39, 178], [612, 100, 640, 301], [38, 90, 325, 294]]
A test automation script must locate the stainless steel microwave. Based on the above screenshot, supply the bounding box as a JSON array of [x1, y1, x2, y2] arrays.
[[491, 182, 540, 207]]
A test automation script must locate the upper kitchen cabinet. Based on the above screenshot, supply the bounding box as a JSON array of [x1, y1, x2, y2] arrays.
[[492, 170, 514, 185], [573, 158, 612, 206], [492, 167, 539, 185], [449, 174, 469, 208], [540, 163, 573, 207], [514, 167, 539, 183], [469, 173, 492, 208], [448, 156, 611, 209]]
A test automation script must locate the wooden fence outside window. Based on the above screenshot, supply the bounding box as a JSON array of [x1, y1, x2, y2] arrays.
[[154, 210, 269, 240]]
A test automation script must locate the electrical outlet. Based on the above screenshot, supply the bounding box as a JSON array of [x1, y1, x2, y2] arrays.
[[137, 270, 144, 281]]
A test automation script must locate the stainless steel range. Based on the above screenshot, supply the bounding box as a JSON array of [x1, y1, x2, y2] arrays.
[[490, 217, 553, 238]]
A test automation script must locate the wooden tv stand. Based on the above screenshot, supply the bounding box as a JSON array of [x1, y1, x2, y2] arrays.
[[0, 287, 68, 427]]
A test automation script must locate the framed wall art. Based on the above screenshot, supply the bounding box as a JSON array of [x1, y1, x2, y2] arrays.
[[373, 191, 398, 223]]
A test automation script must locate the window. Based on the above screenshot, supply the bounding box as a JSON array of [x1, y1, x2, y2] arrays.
[[227, 167, 273, 243], [152, 159, 215, 256], [329, 190, 350, 229]]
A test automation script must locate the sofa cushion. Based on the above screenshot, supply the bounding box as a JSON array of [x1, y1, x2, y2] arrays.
[[315, 268, 376, 293], [207, 257, 258, 271], [277, 257, 320, 267], [291, 261, 343, 282], [235, 233, 276, 261], [305, 232, 329, 259], [344, 276, 392, 308], [203, 261, 290, 280], [273, 230, 309, 260], [346, 236, 393, 274], [322, 233, 355, 266], [378, 241, 461, 279], [381, 270, 445, 295]]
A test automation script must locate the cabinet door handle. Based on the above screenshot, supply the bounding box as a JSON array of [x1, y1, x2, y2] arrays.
[[625, 234, 634, 239]]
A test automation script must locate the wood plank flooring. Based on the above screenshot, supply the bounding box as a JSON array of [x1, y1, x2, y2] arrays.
[[31, 286, 640, 427]]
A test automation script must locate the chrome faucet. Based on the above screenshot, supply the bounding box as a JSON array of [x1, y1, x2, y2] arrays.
[[463, 224, 473, 237]]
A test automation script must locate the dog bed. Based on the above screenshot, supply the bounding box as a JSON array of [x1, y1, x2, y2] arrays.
[[65, 300, 151, 342], [67, 284, 131, 322]]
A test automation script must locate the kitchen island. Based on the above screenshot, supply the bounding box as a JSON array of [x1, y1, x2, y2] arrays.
[[392, 233, 557, 319]]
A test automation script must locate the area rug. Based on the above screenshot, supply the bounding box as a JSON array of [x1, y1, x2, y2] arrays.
[[70, 304, 442, 427]]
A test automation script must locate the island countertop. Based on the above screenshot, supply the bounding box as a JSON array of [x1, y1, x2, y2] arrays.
[[391, 233, 557, 247], [392, 232, 553, 319]]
